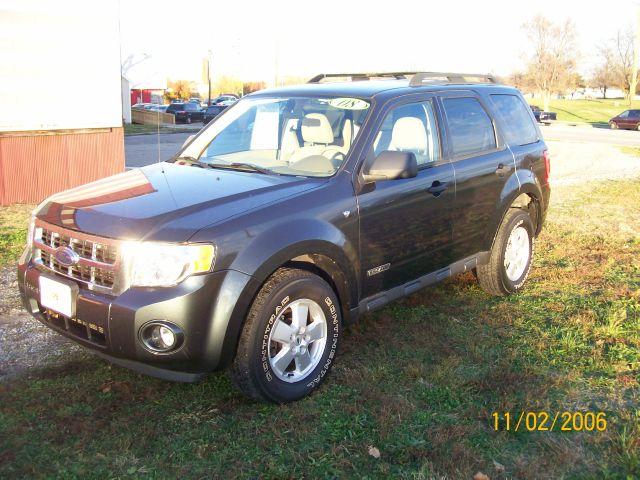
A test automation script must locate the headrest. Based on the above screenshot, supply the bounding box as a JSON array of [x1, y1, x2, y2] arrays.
[[389, 117, 428, 153], [301, 113, 334, 144]]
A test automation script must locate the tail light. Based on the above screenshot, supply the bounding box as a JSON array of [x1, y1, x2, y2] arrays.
[[543, 149, 550, 183]]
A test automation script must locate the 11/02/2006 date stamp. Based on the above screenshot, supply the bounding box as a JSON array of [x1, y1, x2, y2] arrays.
[[492, 412, 607, 432]]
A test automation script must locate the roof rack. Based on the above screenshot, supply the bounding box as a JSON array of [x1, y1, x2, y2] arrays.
[[307, 72, 416, 83], [409, 72, 497, 86], [307, 71, 498, 86]]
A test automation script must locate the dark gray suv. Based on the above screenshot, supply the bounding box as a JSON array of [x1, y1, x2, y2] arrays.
[[18, 72, 550, 402]]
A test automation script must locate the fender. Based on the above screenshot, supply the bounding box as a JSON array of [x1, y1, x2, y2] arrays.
[[482, 169, 544, 252], [210, 218, 359, 367], [231, 218, 359, 305]]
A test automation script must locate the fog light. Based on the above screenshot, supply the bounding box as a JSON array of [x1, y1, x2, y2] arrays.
[[140, 321, 183, 353]]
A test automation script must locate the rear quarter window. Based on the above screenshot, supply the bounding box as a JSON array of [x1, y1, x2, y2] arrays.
[[490, 94, 538, 146], [442, 97, 496, 157]]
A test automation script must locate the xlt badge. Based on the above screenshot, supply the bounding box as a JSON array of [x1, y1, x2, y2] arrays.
[[367, 263, 390, 277]]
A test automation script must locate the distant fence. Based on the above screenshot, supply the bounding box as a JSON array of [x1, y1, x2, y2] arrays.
[[132, 108, 175, 125]]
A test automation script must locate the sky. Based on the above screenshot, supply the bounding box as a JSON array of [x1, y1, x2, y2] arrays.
[[118, 0, 637, 86]]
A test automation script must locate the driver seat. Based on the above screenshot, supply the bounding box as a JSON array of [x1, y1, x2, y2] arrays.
[[288, 113, 343, 165]]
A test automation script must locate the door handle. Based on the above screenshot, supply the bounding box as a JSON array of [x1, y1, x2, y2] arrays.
[[495, 163, 508, 177], [427, 180, 448, 197]]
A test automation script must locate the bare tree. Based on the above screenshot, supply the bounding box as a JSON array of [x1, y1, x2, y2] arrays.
[[608, 28, 636, 102], [591, 45, 616, 99], [522, 15, 578, 111]]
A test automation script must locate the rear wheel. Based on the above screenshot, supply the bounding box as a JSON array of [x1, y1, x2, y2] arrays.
[[476, 209, 535, 296], [229, 268, 341, 403]]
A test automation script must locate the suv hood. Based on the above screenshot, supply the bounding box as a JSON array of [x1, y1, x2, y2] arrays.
[[36, 162, 322, 241]]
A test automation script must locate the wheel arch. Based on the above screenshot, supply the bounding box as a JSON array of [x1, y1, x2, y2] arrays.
[[216, 240, 358, 369], [483, 178, 544, 256]]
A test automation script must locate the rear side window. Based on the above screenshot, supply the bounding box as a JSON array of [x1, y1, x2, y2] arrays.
[[491, 94, 538, 145], [442, 97, 496, 157]]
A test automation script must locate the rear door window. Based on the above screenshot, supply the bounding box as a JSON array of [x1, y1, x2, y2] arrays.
[[442, 97, 496, 157], [490, 94, 538, 146]]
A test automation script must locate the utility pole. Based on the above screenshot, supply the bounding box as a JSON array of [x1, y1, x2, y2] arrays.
[[207, 49, 213, 106], [631, 5, 640, 104]]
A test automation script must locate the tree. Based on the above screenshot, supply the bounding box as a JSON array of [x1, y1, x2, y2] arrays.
[[591, 45, 616, 99], [242, 81, 266, 95], [164, 80, 195, 102], [608, 28, 637, 102], [522, 15, 578, 111], [214, 76, 243, 97]]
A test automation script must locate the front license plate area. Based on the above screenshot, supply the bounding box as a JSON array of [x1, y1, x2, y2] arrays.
[[39, 275, 78, 318]]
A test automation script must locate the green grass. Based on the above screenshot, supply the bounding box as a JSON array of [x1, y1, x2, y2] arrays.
[[619, 146, 640, 157], [529, 98, 640, 126], [124, 124, 198, 136], [0, 204, 33, 265], [1, 181, 639, 478]]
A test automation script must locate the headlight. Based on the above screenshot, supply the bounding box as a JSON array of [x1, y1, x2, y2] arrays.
[[121, 242, 215, 287]]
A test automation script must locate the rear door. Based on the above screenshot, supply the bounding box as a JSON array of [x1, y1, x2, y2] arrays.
[[489, 92, 547, 193], [357, 95, 456, 297], [437, 92, 515, 259]]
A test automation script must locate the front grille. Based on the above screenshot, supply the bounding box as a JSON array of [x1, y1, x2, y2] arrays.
[[34, 222, 120, 292], [41, 229, 117, 264]]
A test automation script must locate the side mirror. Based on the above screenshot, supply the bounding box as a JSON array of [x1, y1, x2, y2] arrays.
[[362, 151, 418, 183], [182, 134, 196, 148]]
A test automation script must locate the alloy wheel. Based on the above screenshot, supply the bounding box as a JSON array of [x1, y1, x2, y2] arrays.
[[267, 298, 328, 383]]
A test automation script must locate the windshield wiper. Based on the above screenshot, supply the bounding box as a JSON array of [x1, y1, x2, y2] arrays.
[[173, 156, 213, 169], [207, 162, 274, 175]]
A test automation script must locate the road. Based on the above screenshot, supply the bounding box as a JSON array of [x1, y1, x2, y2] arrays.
[[124, 122, 640, 168], [125, 131, 195, 168], [539, 124, 640, 146]]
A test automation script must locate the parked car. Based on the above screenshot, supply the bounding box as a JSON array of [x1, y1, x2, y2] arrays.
[[165, 102, 204, 124], [210, 94, 238, 105], [132, 103, 152, 110], [529, 105, 557, 124], [147, 104, 168, 113], [609, 109, 640, 130], [18, 72, 550, 403], [202, 104, 228, 124]]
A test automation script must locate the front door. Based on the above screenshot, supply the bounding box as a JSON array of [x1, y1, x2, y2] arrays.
[[357, 97, 455, 298]]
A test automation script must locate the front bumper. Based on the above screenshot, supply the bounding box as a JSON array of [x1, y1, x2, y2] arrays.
[[18, 255, 258, 381]]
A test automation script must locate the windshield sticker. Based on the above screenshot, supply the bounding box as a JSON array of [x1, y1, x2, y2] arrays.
[[327, 98, 369, 110]]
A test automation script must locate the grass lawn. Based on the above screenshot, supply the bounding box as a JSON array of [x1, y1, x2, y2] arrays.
[[0, 204, 33, 265], [0, 180, 638, 478], [529, 98, 640, 126], [619, 146, 640, 158]]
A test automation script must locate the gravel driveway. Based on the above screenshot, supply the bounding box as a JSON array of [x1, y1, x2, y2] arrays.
[[2, 140, 640, 381]]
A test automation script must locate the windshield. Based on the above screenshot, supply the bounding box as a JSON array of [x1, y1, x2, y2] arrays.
[[180, 96, 371, 177]]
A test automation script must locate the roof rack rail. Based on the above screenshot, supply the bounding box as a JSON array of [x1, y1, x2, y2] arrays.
[[409, 72, 497, 86], [307, 72, 417, 83]]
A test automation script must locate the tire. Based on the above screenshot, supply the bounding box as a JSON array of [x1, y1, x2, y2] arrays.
[[186, 116, 192, 124], [610, 121, 618, 129], [476, 209, 535, 296], [229, 268, 341, 403]]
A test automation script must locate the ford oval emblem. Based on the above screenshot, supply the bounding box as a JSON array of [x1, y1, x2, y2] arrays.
[[54, 246, 80, 266]]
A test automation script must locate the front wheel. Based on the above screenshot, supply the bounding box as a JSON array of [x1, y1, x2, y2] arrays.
[[476, 209, 535, 295], [610, 121, 618, 129], [229, 268, 341, 403]]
